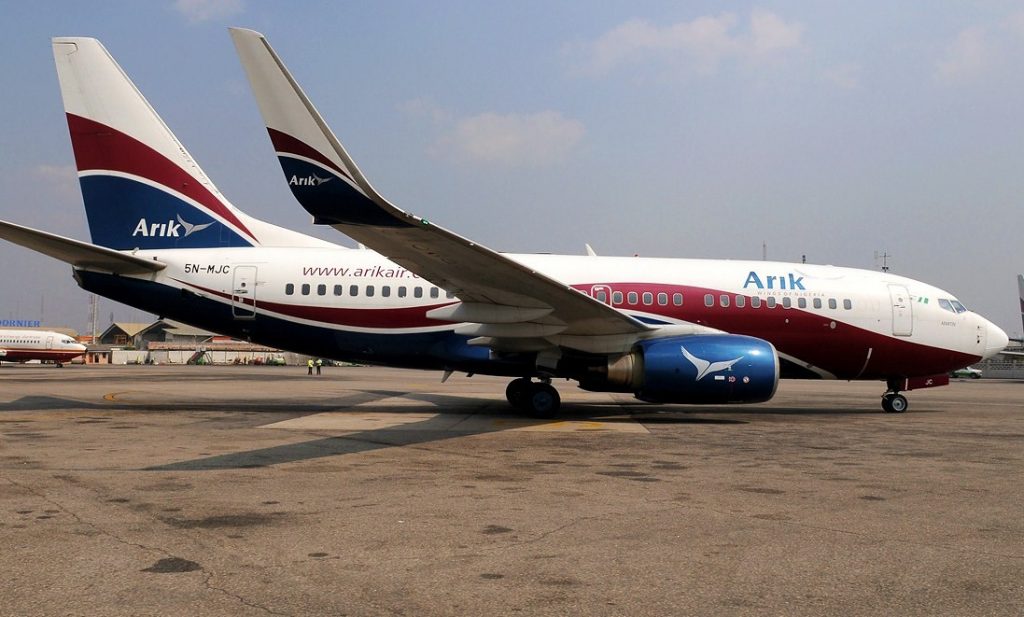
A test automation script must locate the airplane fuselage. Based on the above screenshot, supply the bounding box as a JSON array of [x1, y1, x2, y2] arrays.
[[74, 246, 996, 382], [0, 329, 86, 365]]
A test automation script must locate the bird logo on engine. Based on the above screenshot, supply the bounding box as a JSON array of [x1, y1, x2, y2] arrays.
[[680, 346, 743, 381]]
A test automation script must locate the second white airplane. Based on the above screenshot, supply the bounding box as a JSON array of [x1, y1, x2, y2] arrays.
[[0, 31, 1009, 416], [0, 329, 86, 366]]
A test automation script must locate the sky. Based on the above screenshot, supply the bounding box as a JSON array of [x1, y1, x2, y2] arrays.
[[0, 1, 1022, 338]]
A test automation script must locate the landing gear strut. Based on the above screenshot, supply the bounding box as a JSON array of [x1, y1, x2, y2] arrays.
[[881, 379, 908, 413], [505, 378, 560, 418]]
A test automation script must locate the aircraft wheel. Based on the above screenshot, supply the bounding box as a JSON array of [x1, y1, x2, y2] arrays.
[[882, 393, 908, 413], [525, 383, 560, 419], [505, 378, 531, 409]]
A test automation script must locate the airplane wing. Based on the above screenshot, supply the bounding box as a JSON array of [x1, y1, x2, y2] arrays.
[[0, 220, 166, 275], [231, 29, 654, 350]]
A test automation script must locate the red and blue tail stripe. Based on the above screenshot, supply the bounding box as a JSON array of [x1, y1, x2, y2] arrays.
[[268, 129, 413, 229], [66, 113, 259, 249]]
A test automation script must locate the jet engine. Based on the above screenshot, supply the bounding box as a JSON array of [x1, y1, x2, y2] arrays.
[[580, 334, 779, 404]]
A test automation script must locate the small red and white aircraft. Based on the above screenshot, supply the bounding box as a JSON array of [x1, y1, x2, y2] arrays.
[[0, 329, 86, 366], [0, 32, 1009, 415]]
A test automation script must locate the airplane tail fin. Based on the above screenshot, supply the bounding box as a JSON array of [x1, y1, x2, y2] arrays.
[[51, 38, 335, 250], [229, 28, 402, 227]]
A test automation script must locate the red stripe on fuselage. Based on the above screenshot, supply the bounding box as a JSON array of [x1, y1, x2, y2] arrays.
[[65, 114, 257, 242], [171, 277, 973, 377], [1, 350, 84, 362], [574, 282, 978, 379]]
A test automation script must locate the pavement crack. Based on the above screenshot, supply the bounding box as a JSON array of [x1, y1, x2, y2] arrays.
[[2, 475, 293, 617], [1, 474, 174, 559], [202, 570, 293, 617]]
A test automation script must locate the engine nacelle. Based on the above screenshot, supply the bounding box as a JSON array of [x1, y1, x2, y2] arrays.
[[584, 334, 779, 404]]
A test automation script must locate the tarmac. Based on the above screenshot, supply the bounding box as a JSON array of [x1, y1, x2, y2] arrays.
[[1, 364, 1021, 616]]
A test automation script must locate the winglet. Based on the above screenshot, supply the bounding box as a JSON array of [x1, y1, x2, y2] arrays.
[[230, 28, 413, 229]]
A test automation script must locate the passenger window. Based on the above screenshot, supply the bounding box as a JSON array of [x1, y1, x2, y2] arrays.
[[704, 294, 714, 307], [627, 291, 638, 305], [317, 284, 327, 296], [843, 299, 852, 310], [735, 295, 745, 308], [382, 286, 391, 298], [672, 293, 683, 306], [285, 283, 294, 296], [613, 291, 623, 304], [828, 298, 837, 310], [350, 284, 359, 296], [596, 290, 608, 303], [398, 287, 407, 298], [334, 285, 343, 296], [430, 288, 440, 299], [642, 292, 653, 305], [366, 285, 375, 297], [797, 298, 807, 309], [657, 292, 668, 306], [813, 298, 822, 309], [751, 296, 761, 308], [414, 287, 423, 298], [301, 284, 310, 296], [766, 297, 777, 308], [782, 297, 792, 309]]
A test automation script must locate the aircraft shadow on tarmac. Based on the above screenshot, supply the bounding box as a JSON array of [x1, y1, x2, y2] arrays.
[[0, 390, 920, 471]]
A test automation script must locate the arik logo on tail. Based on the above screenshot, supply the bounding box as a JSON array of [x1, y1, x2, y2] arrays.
[[288, 173, 333, 187], [681, 346, 743, 381], [132, 215, 214, 238]]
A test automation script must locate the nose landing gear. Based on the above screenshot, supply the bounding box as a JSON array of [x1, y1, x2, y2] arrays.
[[881, 393, 908, 412], [505, 377, 561, 418], [881, 378, 908, 413]]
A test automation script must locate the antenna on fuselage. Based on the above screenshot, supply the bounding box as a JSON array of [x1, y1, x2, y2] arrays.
[[874, 250, 891, 272]]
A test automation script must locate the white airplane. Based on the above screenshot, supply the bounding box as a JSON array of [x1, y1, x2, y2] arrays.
[[0, 329, 86, 366], [0, 33, 1009, 417]]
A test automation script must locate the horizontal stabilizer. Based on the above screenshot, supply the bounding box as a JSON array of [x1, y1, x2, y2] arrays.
[[0, 220, 165, 274]]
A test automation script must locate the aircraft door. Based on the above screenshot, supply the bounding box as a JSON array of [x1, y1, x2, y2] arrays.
[[46, 335, 54, 349], [232, 265, 257, 319], [888, 284, 912, 336]]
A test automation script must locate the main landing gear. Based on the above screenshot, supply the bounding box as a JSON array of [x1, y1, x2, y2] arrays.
[[881, 379, 908, 413], [505, 377, 561, 418]]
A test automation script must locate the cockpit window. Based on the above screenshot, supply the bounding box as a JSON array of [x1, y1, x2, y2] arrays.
[[938, 298, 968, 314]]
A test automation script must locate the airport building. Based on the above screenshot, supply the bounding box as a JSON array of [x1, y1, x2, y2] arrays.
[[84, 320, 289, 365]]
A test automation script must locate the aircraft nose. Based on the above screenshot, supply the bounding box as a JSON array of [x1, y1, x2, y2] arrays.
[[982, 319, 1009, 360]]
